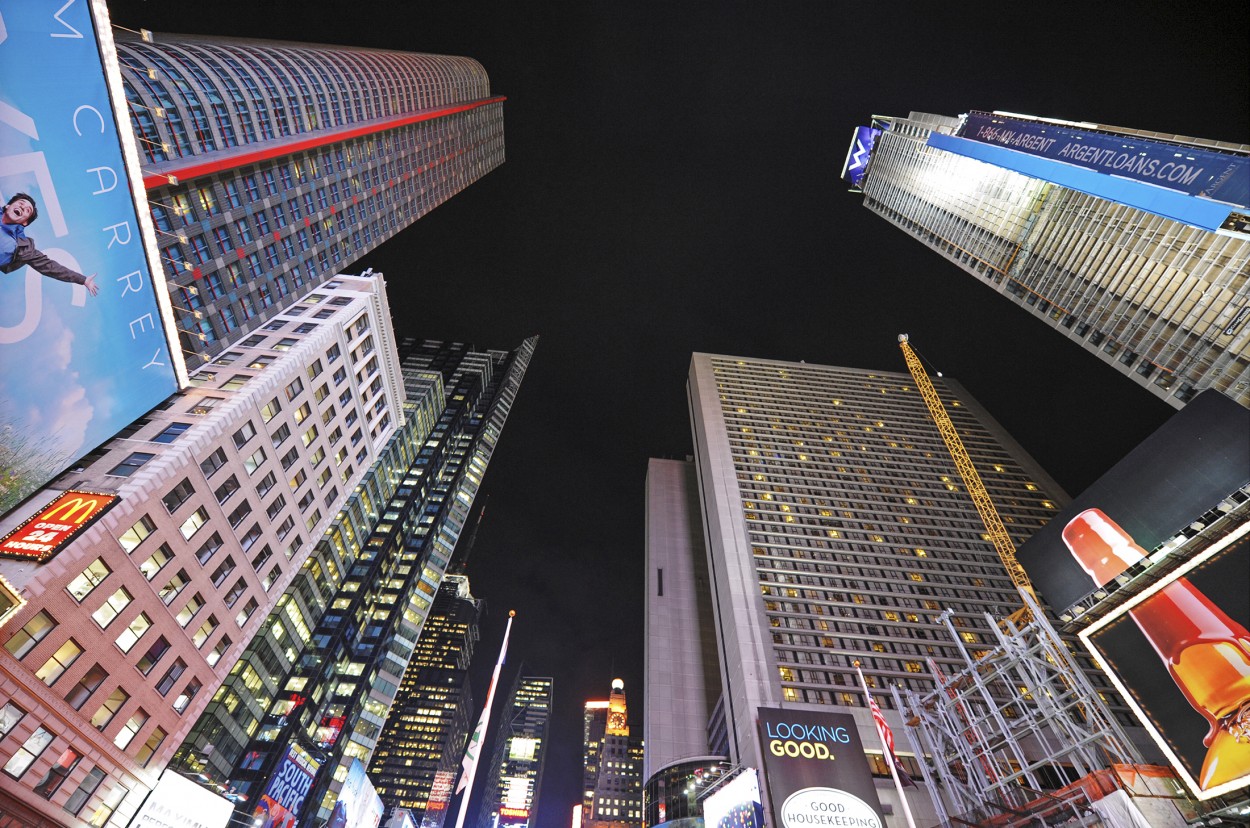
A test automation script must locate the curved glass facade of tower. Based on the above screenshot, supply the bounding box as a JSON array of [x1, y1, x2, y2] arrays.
[[115, 33, 505, 365], [642, 757, 732, 828]]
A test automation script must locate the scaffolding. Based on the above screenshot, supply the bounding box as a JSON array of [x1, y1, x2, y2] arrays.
[[892, 591, 1144, 826]]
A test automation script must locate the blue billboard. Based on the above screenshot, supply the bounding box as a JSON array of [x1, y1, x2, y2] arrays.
[[1, 2, 181, 516], [842, 126, 881, 188], [959, 112, 1250, 208]]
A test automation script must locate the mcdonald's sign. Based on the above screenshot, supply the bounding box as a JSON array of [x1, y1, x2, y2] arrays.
[[0, 490, 119, 562]]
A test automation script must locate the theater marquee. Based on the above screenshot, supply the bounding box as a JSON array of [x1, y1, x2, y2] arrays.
[[0, 490, 119, 562]]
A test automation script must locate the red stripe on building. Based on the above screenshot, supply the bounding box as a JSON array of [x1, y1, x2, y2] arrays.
[[143, 96, 506, 190]]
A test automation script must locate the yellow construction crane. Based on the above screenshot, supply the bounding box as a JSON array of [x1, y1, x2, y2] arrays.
[[898, 334, 1037, 623]]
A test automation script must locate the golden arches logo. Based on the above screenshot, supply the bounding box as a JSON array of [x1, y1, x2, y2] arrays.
[[42, 497, 103, 524]]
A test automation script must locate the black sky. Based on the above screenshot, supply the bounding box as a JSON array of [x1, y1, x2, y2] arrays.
[[107, 1, 1248, 825]]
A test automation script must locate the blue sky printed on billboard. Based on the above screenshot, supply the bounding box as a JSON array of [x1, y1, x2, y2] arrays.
[[1, 1, 178, 514]]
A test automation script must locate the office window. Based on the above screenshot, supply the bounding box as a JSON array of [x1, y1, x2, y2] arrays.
[[210, 556, 236, 587], [162, 478, 196, 513], [223, 578, 247, 607], [215, 475, 241, 504], [235, 598, 259, 627], [159, 570, 191, 605], [227, 500, 253, 528], [280, 447, 299, 470], [118, 515, 156, 553], [139, 544, 174, 580], [63, 766, 106, 816], [155, 659, 187, 696], [302, 425, 318, 447], [4, 726, 54, 778], [115, 614, 151, 653], [113, 710, 149, 750], [194, 532, 224, 565], [271, 423, 291, 447], [135, 727, 166, 768], [293, 402, 311, 424], [136, 637, 170, 674], [67, 559, 111, 602], [36, 639, 83, 685], [152, 422, 191, 443], [32, 747, 82, 799], [265, 495, 287, 520], [173, 677, 202, 713], [90, 687, 129, 729], [199, 447, 228, 477], [245, 447, 267, 475], [91, 588, 132, 628], [192, 614, 219, 650], [64, 664, 108, 710], [233, 422, 258, 448], [175, 590, 205, 626], [5, 611, 55, 659], [179, 507, 209, 540], [206, 635, 231, 667], [285, 377, 304, 400], [0, 701, 26, 736], [108, 452, 154, 477], [260, 398, 281, 422]]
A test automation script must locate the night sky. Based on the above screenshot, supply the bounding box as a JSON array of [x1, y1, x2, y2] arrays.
[[106, 1, 1248, 825]]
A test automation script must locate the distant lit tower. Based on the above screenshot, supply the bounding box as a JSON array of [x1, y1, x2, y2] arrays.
[[844, 111, 1250, 408], [581, 680, 643, 828], [116, 32, 505, 365], [369, 575, 481, 828], [475, 674, 553, 828]]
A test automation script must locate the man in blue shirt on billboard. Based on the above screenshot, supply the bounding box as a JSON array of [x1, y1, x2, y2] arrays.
[[1, 193, 98, 296]]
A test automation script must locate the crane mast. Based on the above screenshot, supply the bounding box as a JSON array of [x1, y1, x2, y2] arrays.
[[898, 335, 1038, 616]]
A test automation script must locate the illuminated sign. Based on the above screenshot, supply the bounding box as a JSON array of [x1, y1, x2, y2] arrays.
[[1017, 390, 1250, 613], [131, 771, 234, 828], [841, 126, 881, 188], [498, 807, 529, 818], [0, 490, 118, 561], [1081, 529, 1250, 800], [756, 708, 884, 828], [254, 745, 319, 828], [959, 112, 1250, 207], [702, 769, 762, 828], [1, 2, 183, 520]]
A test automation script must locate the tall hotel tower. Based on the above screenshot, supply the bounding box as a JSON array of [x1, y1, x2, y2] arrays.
[[644, 353, 1112, 824], [475, 675, 554, 828], [117, 32, 504, 366], [844, 111, 1249, 408], [369, 575, 482, 827]]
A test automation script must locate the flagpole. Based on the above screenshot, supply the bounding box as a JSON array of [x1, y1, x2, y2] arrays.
[[453, 610, 516, 828], [855, 663, 917, 828]]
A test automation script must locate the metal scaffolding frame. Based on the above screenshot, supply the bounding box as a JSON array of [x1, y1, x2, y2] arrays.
[[892, 592, 1143, 826]]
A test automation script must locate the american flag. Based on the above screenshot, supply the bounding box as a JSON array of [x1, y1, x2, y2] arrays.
[[868, 691, 916, 787]]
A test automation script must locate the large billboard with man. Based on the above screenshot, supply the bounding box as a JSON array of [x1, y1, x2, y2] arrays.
[[0, 1, 183, 517]]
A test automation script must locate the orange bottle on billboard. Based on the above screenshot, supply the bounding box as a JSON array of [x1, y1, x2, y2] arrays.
[[1062, 508, 1250, 790]]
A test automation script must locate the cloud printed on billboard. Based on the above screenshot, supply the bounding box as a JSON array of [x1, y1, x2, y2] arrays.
[[0, 2, 180, 516], [1016, 390, 1250, 613]]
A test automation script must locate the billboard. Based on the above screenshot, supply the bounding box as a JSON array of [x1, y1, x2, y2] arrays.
[[702, 767, 764, 828], [841, 126, 881, 188], [329, 759, 383, 828], [1080, 531, 1249, 799], [0, 489, 118, 561], [1016, 390, 1250, 613], [1, 1, 182, 518], [959, 112, 1250, 207], [254, 745, 319, 828], [756, 708, 885, 828], [129, 771, 235, 828]]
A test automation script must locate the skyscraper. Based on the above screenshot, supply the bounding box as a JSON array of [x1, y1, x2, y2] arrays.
[[645, 352, 1130, 822], [474, 674, 553, 828], [369, 575, 481, 828], [183, 336, 536, 828], [580, 680, 643, 828], [845, 111, 1250, 408], [0, 272, 406, 828], [117, 32, 505, 364]]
